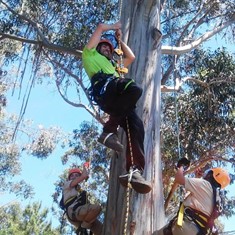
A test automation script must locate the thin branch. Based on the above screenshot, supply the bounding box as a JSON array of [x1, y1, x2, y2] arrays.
[[43, 52, 105, 124], [0, 1, 82, 56], [0, 33, 39, 45], [182, 76, 209, 87], [0, 33, 82, 57], [1, 0, 47, 43], [162, 19, 235, 55], [55, 80, 99, 121], [161, 77, 182, 92], [177, 2, 205, 46], [182, 76, 235, 87]]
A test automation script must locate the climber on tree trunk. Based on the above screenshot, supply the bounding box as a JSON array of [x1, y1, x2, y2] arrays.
[[82, 21, 152, 194], [156, 166, 230, 235], [61, 166, 103, 235]]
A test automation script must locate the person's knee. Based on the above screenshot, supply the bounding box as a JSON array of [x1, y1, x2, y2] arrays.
[[75, 204, 101, 222], [89, 204, 102, 216], [128, 83, 142, 100]]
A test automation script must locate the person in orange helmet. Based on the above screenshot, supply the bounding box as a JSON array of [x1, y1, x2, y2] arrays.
[[156, 167, 230, 235], [62, 166, 103, 235], [82, 21, 152, 194]]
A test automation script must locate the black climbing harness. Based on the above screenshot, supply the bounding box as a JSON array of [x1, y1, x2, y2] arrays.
[[60, 190, 88, 221]]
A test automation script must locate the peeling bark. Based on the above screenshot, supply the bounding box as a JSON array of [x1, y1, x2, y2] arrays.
[[103, 1, 164, 234]]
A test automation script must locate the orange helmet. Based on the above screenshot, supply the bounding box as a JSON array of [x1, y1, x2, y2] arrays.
[[68, 168, 82, 179], [211, 168, 230, 189], [97, 39, 114, 53]]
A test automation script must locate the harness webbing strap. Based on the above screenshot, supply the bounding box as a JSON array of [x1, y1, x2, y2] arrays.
[[177, 203, 184, 226], [123, 79, 134, 91], [65, 196, 77, 209], [103, 133, 113, 145], [177, 204, 210, 228], [185, 207, 209, 228]]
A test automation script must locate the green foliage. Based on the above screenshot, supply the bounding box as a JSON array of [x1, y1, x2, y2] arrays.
[[26, 127, 66, 159], [0, 0, 119, 119], [0, 201, 60, 235], [162, 48, 235, 218], [162, 48, 235, 162], [0, 0, 118, 65], [160, 0, 235, 84]]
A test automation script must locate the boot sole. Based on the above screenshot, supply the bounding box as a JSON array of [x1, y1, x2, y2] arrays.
[[119, 177, 152, 194]]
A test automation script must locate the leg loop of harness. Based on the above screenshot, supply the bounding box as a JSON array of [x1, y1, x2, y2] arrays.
[[184, 207, 210, 235]]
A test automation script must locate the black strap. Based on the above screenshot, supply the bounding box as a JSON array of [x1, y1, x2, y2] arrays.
[[65, 191, 88, 222], [163, 219, 174, 235], [64, 196, 78, 210], [91, 71, 114, 86]]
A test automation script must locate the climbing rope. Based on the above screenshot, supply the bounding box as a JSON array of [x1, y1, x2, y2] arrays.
[[173, 66, 181, 159], [115, 38, 128, 78], [126, 117, 134, 167], [115, 1, 135, 233], [123, 117, 135, 235], [118, 0, 123, 20], [115, 0, 128, 78], [123, 181, 131, 234]]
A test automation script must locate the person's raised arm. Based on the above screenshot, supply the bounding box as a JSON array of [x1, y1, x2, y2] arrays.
[[86, 22, 122, 50], [115, 29, 135, 67], [174, 166, 185, 185]]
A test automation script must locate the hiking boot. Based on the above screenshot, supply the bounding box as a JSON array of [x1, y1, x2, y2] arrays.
[[119, 169, 152, 194], [98, 132, 124, 152]]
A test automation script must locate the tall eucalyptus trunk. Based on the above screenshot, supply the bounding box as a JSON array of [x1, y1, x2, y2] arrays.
[[103, 0, 164, 234]]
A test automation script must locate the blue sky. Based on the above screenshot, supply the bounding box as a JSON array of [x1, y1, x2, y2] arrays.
[[2, 83, 92, 228], [1, 36, 235, 231]]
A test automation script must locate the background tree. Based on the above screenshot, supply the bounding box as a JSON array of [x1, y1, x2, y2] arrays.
[[0, 201, 60, 235], [162, 47, 235, 226], [0, 67, 67, 199], [1, 0, 235, 234]]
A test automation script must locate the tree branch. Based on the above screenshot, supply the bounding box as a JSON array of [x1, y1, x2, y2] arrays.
[[0, 0, 82, 57], [162, 19, 235, 55], [0, 33, 82, 57], [1, 0, 47, 43], [182, 76, 235, 87], [161, 77, 182, 92], [55, 80, 98, 120], [43, 52, 105, 125]]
